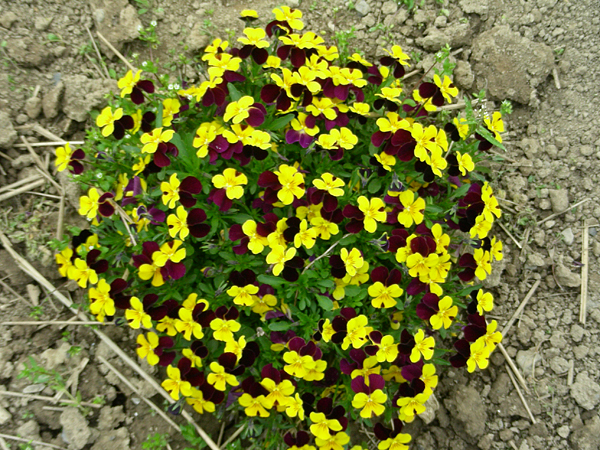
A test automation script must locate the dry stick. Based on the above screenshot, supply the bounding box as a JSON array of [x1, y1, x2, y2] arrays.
[[567, 359, 575, 386], [302, 233, 351, 274], [0, 178, 46, 203], [96, 30, 137, 73], [502, 279, 541, 337], [83, 52, 108, 80], [13, 141, 85, 148], [85, 26, 111, 79], [0, 278, 34, 307], [97, 355, 180, 433], [217, 422, 226, 447], [57, 192, 65, 241], [0, 231, 220, 450], [32, 124, 63, 142], [552, 68, 561, 90], [54, 357, 89, 402], [505, 364, 537, 424], [580, 219, 589, 324], [0, 437, 9, 450], [0, 390, 101, 409], [0, 174, 43, 195], [0, 433, 67, 450], [498, 343, 529, 393], [537, 198, 591, 225], [1, 320, 111, 326], [220, 424, 246, 449], [497, 222, 523, 249], [0, 150, 14, 161], [438, 99, 485, 111]]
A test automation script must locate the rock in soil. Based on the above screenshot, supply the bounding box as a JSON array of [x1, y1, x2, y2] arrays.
[[444, 385, 487, 440], [571, 372, 600, 411], [0, 110, 17, 148], [60, 407, 92, 450], [570, 415, 600, 450], [471, 25, 554, 103]]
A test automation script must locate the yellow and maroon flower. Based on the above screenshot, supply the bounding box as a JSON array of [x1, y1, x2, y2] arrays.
[[118, 69, 155, 104]]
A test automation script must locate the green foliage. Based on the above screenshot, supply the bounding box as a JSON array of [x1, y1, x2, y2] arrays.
[[142, 432, 169, 450]]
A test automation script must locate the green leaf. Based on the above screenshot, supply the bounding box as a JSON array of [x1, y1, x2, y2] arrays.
[[257, 274, 286, 287], [367, 177, 382, 194], [228, 83, 242, 102], [315, 279, 335, 289], [268, 321, 291, 331], [451, 182, 470, 199], [155, 102, 163, 128], [344, 285, 362, 296], [265, 113, 295, 131], [316, 295, 334, 311], [476, 125, 506, 151]]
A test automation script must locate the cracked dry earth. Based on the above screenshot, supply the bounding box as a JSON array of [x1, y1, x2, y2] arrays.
[[1, 0, 600, 449]]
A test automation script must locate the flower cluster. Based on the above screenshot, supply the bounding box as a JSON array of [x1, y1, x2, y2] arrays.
[[55, 7, 506, 450]]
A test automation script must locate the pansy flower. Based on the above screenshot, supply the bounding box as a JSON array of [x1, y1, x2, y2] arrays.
[[368, 266, 403, 308], [380, 45, 411, 78], [55, 142, 85, 174], [118, 69, 155, 104]]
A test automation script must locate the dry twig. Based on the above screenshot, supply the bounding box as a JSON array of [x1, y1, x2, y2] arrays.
[[580, 219, 589, 324], [0, 433, 67, 450], [502, 279, 541, 337], [0, 178, 46, 203], [506, 365, 537, 424], [96, 31, 137, 73], [497, 221, 523, 249], [537, 198, 591, 225], [498, 342, 529, 393], [85, 26, 111, 79], [0, 390, 101, 408], [13, 140, 85, 148]]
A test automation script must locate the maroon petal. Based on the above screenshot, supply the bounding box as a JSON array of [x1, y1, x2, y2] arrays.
[[418, 82, 437, 99], [351, 376, 368, 394], [246, 108, 265, 127], [368, 374, 385, 391], [290, 48, 305, 67], [131, 87, 145, 105], [166, 261, 186, 280], [370, 266, 389, 284], [137, 79, 155, 94], [98, 202, 115, 217], [224, 71, 246, 83], [69, 161, 84, 175], [119, 115, 134, 130], [153, 150, 171, 168], [258, 171, 280, 188], [180, 176, 202, 194], [345, 219, 364, 234], [261, 84, 281, 104], [387, 268, 402, 285], [371, 131, 390, 148], [342, 204, 363, 220]]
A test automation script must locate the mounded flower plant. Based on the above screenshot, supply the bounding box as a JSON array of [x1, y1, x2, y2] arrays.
[[55, 7, 507, 450]]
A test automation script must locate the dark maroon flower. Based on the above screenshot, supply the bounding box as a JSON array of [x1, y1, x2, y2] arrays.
[[141, 111, 156, 133], [95, 192, 115, 217], [112, 115, 134, 140], [179, 176, 202, 208], [450, 338, 470, 368], [86, 249, 108, 274], [187, 208, 210, 238], [416, 293, 440, 321], [66, 148, 85, 174], [418, 82, 445, 107], [130, 79, 155, 105]]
